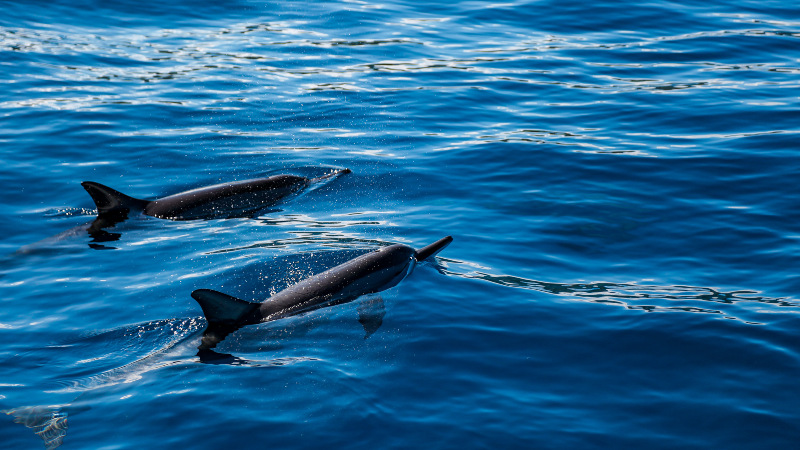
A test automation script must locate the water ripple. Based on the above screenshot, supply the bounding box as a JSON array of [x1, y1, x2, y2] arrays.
[[440, 257, 800, 325]]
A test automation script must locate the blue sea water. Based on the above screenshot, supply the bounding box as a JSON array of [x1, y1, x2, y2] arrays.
[[2, 0, 800, 448]]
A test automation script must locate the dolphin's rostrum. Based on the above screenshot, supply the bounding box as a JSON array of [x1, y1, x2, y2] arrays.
[[192, 236, 453, 352], [81, 169, 350, 221]]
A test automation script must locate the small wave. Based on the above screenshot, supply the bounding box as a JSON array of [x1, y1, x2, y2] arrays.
[[204, 230, 391, 255], [48, 317, 205, 393], [439, 257, 799, 324]]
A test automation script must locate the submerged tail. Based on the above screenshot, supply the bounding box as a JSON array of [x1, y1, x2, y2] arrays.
[[81, 182, 149, 215], [191, 289, 259, 325], [415, 236, 453, 262]]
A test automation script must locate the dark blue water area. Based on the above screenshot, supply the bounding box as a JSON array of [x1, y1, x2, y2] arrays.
[[2, 0, 800, 448]]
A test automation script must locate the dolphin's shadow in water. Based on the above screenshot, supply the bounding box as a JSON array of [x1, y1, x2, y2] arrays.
[[357, 295, 386, 339], [13, 212, 128, 255], [84, 210, 128, 249]]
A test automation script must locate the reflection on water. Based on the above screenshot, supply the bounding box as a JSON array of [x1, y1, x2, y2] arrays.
[[5, 405, 68, 450]]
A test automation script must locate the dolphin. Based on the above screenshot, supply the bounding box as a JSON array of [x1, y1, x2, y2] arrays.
[[191, 236, 453, 353], [81, 169, 350, 221]]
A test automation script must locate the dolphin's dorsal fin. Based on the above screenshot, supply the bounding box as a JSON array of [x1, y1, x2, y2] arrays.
[[81, 181, 149, 215], [191, 289, 259, 325], [415, 236, 453, 261]]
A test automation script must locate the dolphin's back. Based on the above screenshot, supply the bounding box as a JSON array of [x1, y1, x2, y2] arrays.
[[144, 175, 309, 220], [257, 244, 417, 320], [81, 170, 350, 222]]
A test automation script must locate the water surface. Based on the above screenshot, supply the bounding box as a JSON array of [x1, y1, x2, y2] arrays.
[[2, 0, 800, 448]]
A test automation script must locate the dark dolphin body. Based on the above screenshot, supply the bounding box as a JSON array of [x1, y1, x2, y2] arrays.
[[191, 236, 453, 356], [81, 169, 350, 222]]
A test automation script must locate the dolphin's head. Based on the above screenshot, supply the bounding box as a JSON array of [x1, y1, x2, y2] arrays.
[[369, 244, 417, 289], [376, 244, 416, 265]]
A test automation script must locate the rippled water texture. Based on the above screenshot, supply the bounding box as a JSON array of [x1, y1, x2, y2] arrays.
[[2, 1, 800, 448]]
